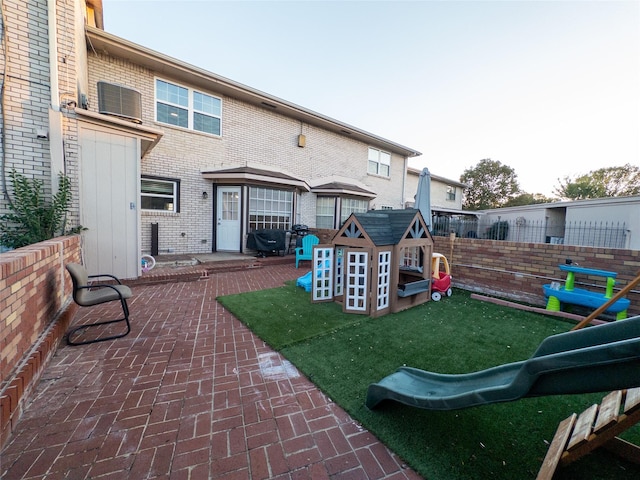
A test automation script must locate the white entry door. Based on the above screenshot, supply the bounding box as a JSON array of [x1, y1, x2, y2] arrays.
[[80, 127, 139, 278], [216, 187, 241, 251]]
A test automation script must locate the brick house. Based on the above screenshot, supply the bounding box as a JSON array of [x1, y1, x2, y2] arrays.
[[0, 0, 420, 278]]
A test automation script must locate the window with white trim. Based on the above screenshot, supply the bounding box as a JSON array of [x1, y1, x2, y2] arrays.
[[141, 176, 180, 212], [367, 147, 391, 177], [447, 186, 456, 201], [340, 198, 368, 224], [317, 196, 369, 229], [248, 187, 292, 230], [316, 197, 336, 229], [400, 246, 421, 270], [155, 79, 221, 135]]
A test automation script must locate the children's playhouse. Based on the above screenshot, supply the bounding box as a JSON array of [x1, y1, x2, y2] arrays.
[[309, 209, 434, 317]]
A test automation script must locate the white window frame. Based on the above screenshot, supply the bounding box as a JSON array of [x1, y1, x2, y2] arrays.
[[340, 197, 369, 224], [316, 197, 336, 229], [141, 176, 180, 212], [248, 187, 293, 230], [155, 78, 222, 136], [316, 196, 369, 229], [447, 186, 456, 201], [367, 147, 391, 177]]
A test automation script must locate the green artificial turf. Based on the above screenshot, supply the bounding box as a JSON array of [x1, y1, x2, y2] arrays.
[[217, 284, 640, 480]]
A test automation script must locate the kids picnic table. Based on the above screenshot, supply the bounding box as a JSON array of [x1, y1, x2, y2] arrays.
[[543, 264, 630, 320]]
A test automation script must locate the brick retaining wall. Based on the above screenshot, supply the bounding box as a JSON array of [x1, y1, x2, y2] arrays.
[[433, 235, 640, 317], [0, 236, 81, 448]]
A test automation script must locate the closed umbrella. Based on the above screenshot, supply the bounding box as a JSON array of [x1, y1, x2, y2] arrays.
[[415, 167, 432, 231]]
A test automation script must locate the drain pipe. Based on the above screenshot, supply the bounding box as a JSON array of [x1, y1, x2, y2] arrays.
[[47, 0, 65, 193]]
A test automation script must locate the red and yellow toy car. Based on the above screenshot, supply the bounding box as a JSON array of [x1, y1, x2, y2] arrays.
[[431, 253, 452, 301]]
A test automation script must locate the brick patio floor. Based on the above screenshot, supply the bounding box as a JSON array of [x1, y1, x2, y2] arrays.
[[0, 263, 422, 479]]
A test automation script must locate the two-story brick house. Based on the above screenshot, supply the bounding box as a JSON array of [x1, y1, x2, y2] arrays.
[[1, 0, 421, 278]]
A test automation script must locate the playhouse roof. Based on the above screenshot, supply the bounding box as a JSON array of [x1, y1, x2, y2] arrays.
[[352, 209, 428, 246]]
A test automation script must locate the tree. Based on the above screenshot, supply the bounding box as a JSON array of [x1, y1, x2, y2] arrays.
[[554, 164, 640, 200], [503, 192, 554, 207], [460, 159, 520, 210]]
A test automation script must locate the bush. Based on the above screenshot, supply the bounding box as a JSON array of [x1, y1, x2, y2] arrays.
[[0, 170, 81, 249], [486, 220, 509, 240]]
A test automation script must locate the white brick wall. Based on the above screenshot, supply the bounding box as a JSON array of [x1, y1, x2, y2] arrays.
[[0, 0, 81, 227], [86, 50, 410, 253]]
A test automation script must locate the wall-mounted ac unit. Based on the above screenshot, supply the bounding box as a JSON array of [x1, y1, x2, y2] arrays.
[[97, 81, 142, 124]]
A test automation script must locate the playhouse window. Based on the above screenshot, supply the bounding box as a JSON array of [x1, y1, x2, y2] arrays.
[[400, 246, 422, 270]]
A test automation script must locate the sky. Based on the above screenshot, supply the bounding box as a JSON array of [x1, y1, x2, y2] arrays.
[[102, 0, 640, 196]]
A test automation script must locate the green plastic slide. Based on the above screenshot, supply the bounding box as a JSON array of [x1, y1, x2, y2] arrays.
[[366, 315, 640, 411]]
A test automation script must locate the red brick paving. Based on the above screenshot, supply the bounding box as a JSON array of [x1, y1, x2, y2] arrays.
[[0, 263, 421, 479]]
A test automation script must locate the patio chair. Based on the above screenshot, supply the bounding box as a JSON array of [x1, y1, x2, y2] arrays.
[[65, 263, 132, 346], [295, 234, 319, 268]]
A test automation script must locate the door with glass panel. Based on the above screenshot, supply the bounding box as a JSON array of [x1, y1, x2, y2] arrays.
[[216, 187, 241, 251]]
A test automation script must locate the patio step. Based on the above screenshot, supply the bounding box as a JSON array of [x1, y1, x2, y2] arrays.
[[127, 254, 295, 286]]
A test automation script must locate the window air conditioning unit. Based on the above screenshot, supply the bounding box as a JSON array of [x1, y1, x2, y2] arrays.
[[97, 81, 142, 124]]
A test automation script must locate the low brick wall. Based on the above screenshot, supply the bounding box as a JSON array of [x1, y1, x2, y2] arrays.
[[0, 235, 81, 448], [433, 235, 640, 317]]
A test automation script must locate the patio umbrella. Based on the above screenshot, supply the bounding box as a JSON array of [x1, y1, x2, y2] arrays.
[[415, 167, 432, 231]]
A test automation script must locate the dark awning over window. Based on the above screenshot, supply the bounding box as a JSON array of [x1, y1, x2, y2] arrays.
[[201, 166, 310, 191], [311, 181, 376, 199]]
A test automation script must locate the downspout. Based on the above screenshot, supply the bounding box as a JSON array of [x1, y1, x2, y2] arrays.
[[0, 0, 12, 207], [47, 0, 65, 192], [402, 155, 408, 209]]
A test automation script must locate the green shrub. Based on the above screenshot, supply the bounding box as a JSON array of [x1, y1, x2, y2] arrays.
[[0, 169, 81, 249]]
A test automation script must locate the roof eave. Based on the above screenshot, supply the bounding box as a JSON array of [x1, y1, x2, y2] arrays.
[[85, 26, 421, 158], [201, 171, 311, 192]]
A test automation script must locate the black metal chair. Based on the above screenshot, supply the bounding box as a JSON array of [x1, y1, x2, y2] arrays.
[[66, 263, 132, 346]]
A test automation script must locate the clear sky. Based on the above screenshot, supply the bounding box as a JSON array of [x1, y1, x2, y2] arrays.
[[102, 0, 639, 196]]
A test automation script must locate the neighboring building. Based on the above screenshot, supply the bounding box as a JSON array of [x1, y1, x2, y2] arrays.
[[405, 167, 474, 236], [1, 1, 421, 278], [474, 196, 640, 250]]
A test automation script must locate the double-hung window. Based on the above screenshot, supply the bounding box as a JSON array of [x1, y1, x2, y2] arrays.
[[141, 176, 180, 212], [155, 79, 221, 135], [316, 197, 369, 229], [316, 197, 336, 229], [367, 147, 391, 177], [447, 186, 456, 201]]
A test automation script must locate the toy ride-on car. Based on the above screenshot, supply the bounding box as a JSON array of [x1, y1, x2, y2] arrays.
[[431, 253, 452, 301]]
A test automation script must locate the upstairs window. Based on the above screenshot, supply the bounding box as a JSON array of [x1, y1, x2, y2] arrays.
[[141, 176, 180, 212], [367, 147, 391, 177], [155, 79, 221, 135], [447, 186, 456, 201]]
